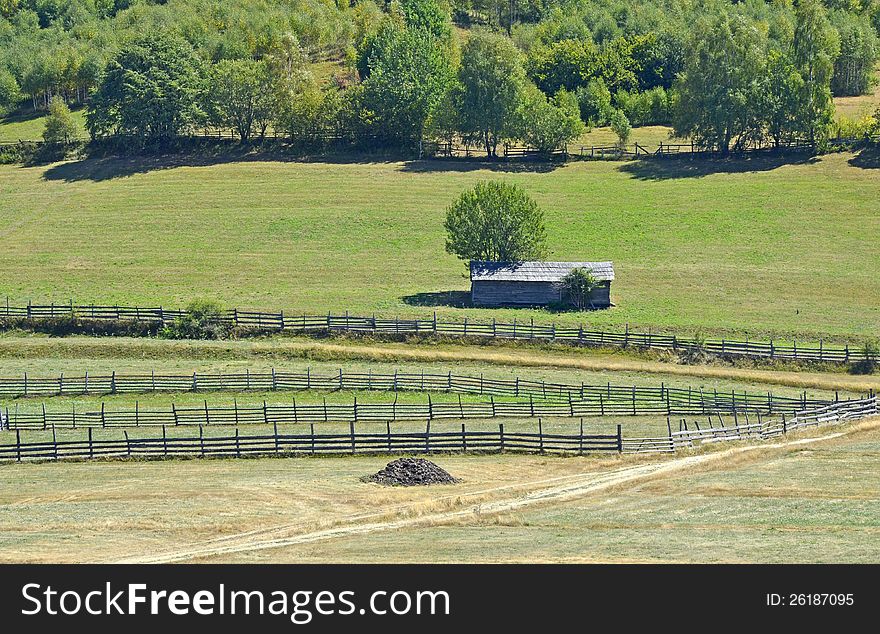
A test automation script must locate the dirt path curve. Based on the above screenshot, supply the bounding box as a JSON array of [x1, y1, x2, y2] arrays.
[[110, 430, 846, 564]]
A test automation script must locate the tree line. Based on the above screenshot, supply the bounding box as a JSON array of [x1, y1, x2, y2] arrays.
[[3, 0, 879, 156]]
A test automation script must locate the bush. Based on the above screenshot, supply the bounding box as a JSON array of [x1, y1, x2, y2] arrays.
[[850, 340, 879, 375], [160, 299, 231, 340], [609, 109, 631, 148], [559, 267, 600, 310], [614, 87, 671, 126], [42, 96, 79, 145]]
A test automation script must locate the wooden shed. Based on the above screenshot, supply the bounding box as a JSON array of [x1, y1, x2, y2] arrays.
[[470, 261, 614, 308]]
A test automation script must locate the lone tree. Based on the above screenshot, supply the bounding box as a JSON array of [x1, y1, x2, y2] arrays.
[[42, 96, 78, 145], [444, 181, 547, 264], [560, 267, 601, 309]]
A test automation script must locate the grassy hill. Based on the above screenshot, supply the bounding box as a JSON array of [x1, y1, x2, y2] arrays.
[[1, 150, 878, 341]]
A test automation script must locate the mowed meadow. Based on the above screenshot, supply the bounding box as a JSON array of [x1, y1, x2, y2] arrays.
[[1, 150, 879, 340]]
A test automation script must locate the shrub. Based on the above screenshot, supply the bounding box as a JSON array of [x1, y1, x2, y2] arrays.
[[0, 316, 159, 337], [850, 340, 879, 375], [559, 267, 600, 310], [609, 109, 631, 148], [160, 299, 231, 340]]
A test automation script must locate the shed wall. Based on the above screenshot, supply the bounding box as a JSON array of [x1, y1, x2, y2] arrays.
[[471, 280, 611, 307]]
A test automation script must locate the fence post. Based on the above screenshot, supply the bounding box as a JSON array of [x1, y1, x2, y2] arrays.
[[350, 421, 356, 455], [782, 413, 787, 434], [499, 423, 505, 453], [617, 424, 623, 453], [235, 428, 241, 458], [199, 425, 204, 457], [162, 425, 167, 457], [425, 419, 430, 453], [311, 423, 316, 455], [274, 421, 280, 454], [427, 394, 433, 420], [579, 419, 584, 455], [124, 430, 131, 458], [538, 418, 544, 454], [15, 428, 21, 462], [111, 371, 116, 394], [101, 402, 106, 428], [387, 421, 392, 453], [263, 400, 269, 424], [88, 427, 93, 460]]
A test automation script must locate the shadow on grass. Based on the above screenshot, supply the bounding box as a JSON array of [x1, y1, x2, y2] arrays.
[[619, 152, 820, 180], [401, 291, 472, 308], [41, 145, 405, 182], [848, 144, 880, 169], [400, 158, 566, 174]]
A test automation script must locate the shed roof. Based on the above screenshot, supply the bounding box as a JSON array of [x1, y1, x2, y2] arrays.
[[470, 261, 615, 283]]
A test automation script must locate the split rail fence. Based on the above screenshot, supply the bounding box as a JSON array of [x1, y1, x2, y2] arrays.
[[2, 302, 875, 364], [0, 368, 835, 413], [0, 422, 622, 462], [625, 396, 879, 454]]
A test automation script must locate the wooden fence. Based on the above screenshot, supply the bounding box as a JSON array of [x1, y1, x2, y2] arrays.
[[0, 368, 835, 413], [623, 396, 879, 453], [1, 301, 875, 364], [0, 388, 831, 431], [0, 421, 622, 462]]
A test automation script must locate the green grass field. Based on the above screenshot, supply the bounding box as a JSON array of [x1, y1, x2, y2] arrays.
[[2, 151, 879, 340]]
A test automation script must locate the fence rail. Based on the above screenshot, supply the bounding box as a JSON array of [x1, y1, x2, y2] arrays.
[[0, 368, 836, 414], [637, 397, 880, 452], [1, 302, 875, 364], [0, 422, 622, 462], [2, 398, 875, 463]]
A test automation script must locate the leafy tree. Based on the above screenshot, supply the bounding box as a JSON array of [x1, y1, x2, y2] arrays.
[[444, 180, 547, 264], [42, 95, 77, 144], [630, 31, 686, 91], [87, 31, 206, 141], [830, 11, 877, 97], [793, 0, 839, 145], [560, 267, 601, 310], [576, 78, 612, 126], [673, 13, 767, 154], [762, 49, 804, 148], [0, 67, 21, 116], [516, 85, 584, 154], [609, 108, 631, 148], [210, 59, 277, 142], [209, 59, 276, 141], [456, 31, 527, 158], [361, 21, 452, 149]]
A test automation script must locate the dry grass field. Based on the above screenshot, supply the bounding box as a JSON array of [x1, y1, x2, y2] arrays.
[[1, 418, 877, 564]]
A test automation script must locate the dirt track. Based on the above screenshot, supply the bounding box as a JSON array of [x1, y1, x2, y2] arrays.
[[110, 429, 851, 564]]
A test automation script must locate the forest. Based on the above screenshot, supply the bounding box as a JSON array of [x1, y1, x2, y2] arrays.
[[0, 0, 878, 155]]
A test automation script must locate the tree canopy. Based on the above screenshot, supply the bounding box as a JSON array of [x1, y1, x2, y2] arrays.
[[444, 180, 548, 263]]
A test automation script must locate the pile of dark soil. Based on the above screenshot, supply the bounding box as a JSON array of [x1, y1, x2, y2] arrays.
[[362, 458, 459, 486]]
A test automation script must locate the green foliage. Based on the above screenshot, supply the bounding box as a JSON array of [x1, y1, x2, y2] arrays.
[[575, 78, 612, 126], [398, 0, 451, 40], [527, 38, 597, 95], [560, 267, 600, 310], [762, 49, 804, 147], [456, 31, 527, 157], [444, 180, 547, 264], [160, 299, 230, 340], [614, 87, 670, 126], [208, 59, 277, 141], [829, 10, 878, 97], [609, 108, 631, 148], [86, 31, 206, 141], [0, 67, 21, 116], [41, 94, 77, 144], [673, 13, 768, 154], [793, 0, 840, 145], [516, 86, 585, 154], [361, 20, 453, 148]]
